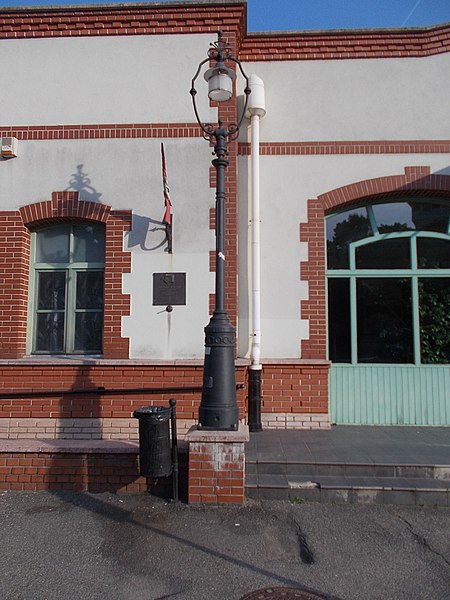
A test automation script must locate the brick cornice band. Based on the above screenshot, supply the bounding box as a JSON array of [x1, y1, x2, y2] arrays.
[[0, 2, 247, 44], [0, 3, 448, 60], [0, 123, 204, 141], [240, 25, 450, 60], [2, 125, 449, 155], [238, 140, 450, 156]]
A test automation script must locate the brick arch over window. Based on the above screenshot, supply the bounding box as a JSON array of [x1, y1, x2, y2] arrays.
[[300, 167, 450, 359], [0, 191, 132, 359]]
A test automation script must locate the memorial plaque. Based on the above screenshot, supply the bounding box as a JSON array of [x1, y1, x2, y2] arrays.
[[153, 272, 186, 306]]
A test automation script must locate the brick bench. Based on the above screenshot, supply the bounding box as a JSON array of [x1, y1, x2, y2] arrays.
[[0, 438, 146, 493]]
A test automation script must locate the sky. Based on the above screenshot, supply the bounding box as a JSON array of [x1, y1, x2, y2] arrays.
[[0, 0, 450, 32]]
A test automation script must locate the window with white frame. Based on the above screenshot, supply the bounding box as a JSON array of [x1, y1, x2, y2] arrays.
[[326, 199, 450, 364], [30, 223, 105, 354]]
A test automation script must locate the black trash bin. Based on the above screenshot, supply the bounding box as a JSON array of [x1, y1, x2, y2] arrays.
[[133, 405, 173, 478]]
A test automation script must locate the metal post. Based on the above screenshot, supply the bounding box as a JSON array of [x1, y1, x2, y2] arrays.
[[190, 32, 251, 431], [199, 126, 238, 430], [169, 398, 179, 502]]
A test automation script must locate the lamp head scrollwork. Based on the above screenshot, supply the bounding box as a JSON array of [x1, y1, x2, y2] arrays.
[[190, 31, 251, 150]]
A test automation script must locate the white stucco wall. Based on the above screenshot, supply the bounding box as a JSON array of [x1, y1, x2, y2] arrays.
[[0, 34, 215, 125], [237, 156, 308, 358], [0, 137, 212, 217], [238, 152, 450, 359], [0, 31, 224, 360], [240, 53, 450, 141], [1, 136, 215, 359], [237, 50, 449, 358], [122, 251, 213, 359], [2, 31, 449, 361]]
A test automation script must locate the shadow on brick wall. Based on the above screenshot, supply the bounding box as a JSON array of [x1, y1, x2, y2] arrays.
[[45, 365, 143, 494]]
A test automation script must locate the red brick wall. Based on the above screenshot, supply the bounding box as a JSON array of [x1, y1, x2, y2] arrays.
[[188, 441, 245, 504], [0, 363, 248, 422], [300, 200, 328, 360], [0, 213, 30, 358], [0, 359, 330, 427], [261, 362, 330, 415], [103, 210, 132, 359], [0, 451, 146, 493], [220, 66, 239, 328]]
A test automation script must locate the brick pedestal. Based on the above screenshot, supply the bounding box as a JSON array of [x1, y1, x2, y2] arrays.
[[185, 424, 249, 505]]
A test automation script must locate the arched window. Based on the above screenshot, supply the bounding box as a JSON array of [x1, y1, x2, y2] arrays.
[[30, 223, 105, 354], [326, 199, 450, 364]]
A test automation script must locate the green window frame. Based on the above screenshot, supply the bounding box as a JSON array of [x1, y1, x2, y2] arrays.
[[326, 199, 450, 365], [29, 223, 105, 355]]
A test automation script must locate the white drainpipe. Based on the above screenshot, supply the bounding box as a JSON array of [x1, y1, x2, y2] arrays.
[[246, 74, 266, 431]]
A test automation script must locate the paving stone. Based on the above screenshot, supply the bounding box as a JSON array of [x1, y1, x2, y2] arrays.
[[352, 489, 384, 504], [245, 462, 257, 475], [257, 462, 287, 475], [288, 488, 321, 503], [383, 490, 416, 506], [256, 474, 288, 487], [245, 427, 450, 506], [245, 474, 257, 487], [285, 463, 319, 477], [320, 489, 353, 503], [415, 490, 449, 507]]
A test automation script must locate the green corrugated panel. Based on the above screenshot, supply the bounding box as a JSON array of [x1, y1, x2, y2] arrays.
[[330, 365, 450, 425]]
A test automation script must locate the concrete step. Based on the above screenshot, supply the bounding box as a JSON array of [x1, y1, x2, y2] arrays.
[[246, 460, 450, 480], [245, 463, 450, 506]]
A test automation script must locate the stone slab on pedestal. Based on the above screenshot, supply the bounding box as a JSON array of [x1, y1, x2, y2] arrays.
[[185, 423, 249, 505]]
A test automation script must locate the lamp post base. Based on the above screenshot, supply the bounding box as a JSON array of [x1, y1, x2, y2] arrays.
[[199, 309, 238, 431], [186, 423, 249, 504]]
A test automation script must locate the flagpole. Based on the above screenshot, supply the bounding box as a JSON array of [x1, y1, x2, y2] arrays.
[[161, 142, 173, 254]]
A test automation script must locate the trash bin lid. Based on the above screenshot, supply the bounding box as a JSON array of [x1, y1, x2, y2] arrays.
[[133, 405, 171, 419]]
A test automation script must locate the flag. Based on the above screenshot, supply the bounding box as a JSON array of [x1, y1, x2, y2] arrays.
[[161, 142, 173, 253]]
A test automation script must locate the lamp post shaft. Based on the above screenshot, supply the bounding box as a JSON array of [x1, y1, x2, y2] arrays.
[[191, 33, 250, 431], [199, 132, 238, 430]]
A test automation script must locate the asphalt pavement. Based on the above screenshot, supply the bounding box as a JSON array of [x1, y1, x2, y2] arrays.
[[0, 491, 449, 600]]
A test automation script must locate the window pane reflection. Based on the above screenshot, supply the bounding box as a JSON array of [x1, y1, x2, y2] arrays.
[[412, 203, 450, 233], [328, 278, 351, 362], [327, 208, 372, 269], [373, 202, 450, 233], [36, 313, 65, 352], [357, 278, 413, 363], [356, 238, 410, 269], [76, 271, 104, 309], [75, 313, 103, 353], [73, 225, 105, 263], [373, 203, 414, 233], [36, 226, 70, 263], [417, 238, 450, 269], [37, 272, 66, 310], [419, 278, 450, 364]]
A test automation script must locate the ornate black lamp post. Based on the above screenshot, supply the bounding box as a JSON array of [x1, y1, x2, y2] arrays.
[[191, 32, 250, 430]]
